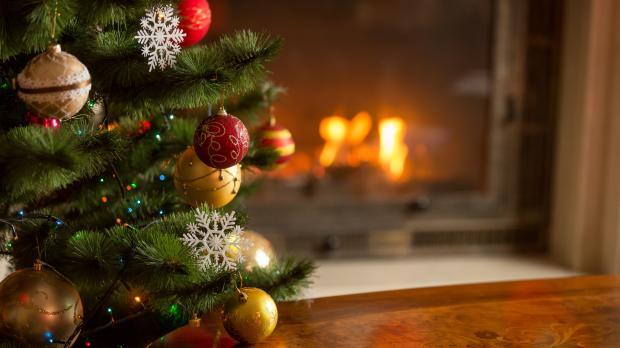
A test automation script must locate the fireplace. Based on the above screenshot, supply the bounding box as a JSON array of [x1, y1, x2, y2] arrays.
[[210, 0, 562, 257]]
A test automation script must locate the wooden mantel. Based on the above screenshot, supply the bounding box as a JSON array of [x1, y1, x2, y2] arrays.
[[152, 276, 620, 347]]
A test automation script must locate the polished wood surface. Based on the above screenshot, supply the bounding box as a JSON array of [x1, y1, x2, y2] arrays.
[[156, 276, 620, 347], [263, 276, 620, 347]]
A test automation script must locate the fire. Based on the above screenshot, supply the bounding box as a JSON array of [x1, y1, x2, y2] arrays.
[[319, 116, 348, 167], [347, 112, 372, 145], [318, 112, 409, 181], [379, 118, 408, 180]]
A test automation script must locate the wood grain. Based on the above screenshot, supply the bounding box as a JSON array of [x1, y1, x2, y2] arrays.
[[154, 276, 620, 347]]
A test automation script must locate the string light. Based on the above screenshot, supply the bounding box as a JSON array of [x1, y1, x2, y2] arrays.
[[127, 207, 133, 213], [115, 218, 122, 225], [17, 210, 25, 218], [167, 113, 175, 120], [126, 185, 132, 191], [44, 331, 54, 343], [0, 78, 10, 90], [106, 307, 113, 314], [168, 304, 180, 319], [99, 178, 105, 183], [159, 209, 165, 216], [54, 219, 63, 227], [88, 99, 97, 109], [131, 183, 138, 189], [85, 341, 92, 347], [101, 196, 108, 203], [159, 174, 166, 181], [155, 133, 161, 141], [136, 199, 142, 205], [134, 296, 142, 303]]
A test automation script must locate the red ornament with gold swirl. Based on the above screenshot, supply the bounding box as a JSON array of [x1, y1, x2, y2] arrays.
[[193, 107, 250, 169]]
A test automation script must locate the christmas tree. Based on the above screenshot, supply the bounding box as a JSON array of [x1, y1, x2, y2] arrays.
[[0, 1, 314, 346]]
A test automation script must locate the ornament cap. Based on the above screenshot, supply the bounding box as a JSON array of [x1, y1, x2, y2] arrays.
[[238, 290, 248, 303], [217, 106, 227, 116], [47, 43, 61, 54], [268, 107, 276, 127], [189, 314, 201, 328], [33, 260, 43, 272]]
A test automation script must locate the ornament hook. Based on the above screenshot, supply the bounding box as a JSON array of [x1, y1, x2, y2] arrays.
[[234, 271, 248, 303]]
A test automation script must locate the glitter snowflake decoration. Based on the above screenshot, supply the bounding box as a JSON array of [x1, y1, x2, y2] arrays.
[[181, 209, 251, 272], [134, 4, 186, 71]]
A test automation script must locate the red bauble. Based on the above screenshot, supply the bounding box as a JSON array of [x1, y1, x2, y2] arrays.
[[193, 108, 250, 169], [257, 119, 295, 166], [25, 111, 60, 128], [149, 325, 235, 348], [179, 0, 212, 47]]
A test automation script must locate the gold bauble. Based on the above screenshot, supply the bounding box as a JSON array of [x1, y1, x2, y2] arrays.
[[0, 263, 83, 347], [173, 147, 241, 208], [228, 231, 275, 270], [222, 288, 278, 344], [16, 44, 91, 120]]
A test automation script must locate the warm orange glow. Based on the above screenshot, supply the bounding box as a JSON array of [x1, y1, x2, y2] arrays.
[[379, 118, 408, 180], [347, 112, 372, 145], [134, 296, 142, 303], [317, 112, 409, 180], [319, 116, 349, 167], [319, 116, 348, 142]]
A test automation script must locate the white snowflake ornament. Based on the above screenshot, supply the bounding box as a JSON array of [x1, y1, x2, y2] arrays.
[[181, 209, 251, 272], [135, 4, 186, 71]]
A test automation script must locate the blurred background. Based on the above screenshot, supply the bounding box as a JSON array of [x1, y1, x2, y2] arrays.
[[209, 0, 620, 297]]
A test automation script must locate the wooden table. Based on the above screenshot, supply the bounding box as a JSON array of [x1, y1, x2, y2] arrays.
[[153, 276, 620, 347]]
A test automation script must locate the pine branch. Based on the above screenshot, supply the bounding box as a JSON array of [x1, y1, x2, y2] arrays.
[[73, 0, 155, 28], [245, 258, 316, 301], [75, 30, 282, 114], [0, 123, 126, 203], [0, 0, 81, 60]]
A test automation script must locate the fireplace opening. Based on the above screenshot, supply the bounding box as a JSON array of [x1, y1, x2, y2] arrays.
[[210, 0, 561, 258]]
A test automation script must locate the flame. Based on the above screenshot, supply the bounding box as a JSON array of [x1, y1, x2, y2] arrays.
[[379, 118, 408, 180], [319, 116, 349, 167], [318, 112, 409, 181], [347, 112, 372, 145]]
